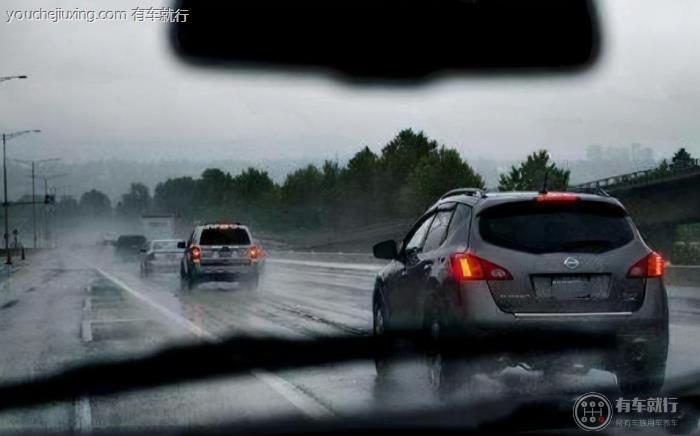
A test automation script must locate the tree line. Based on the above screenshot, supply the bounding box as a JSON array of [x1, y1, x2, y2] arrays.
[[69, 129, 695, 232], [148, 129, 485, 230]]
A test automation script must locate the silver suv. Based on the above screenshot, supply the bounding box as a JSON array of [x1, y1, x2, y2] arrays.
[[180, 223, 264, 290], [372, 189, 669, 394]]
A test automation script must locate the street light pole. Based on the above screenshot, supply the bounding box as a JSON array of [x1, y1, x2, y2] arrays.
[[44, 178, 48, 247], [2, 133, 8, 264], [1, 130, 41, 264], [31, 161, 36, 249], [34, 174, 65, 248], [15, 158, 60, 249]]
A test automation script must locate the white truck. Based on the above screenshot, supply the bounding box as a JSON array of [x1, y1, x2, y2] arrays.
[[140, 214, 176, 241]]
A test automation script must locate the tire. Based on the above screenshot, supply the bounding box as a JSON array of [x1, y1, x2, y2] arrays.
[[187, 273, 197, 290], [179, 275, 188, 291], [423, 310, 460, 397], [180, 270, 196, 290], [179, 263, 196, 290], [373, 302, 393, 378], [422, 298, 481, 399], [615, 336, 668, 395]]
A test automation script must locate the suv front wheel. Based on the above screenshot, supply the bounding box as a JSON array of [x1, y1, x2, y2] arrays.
[[373, 301, 393, 378]]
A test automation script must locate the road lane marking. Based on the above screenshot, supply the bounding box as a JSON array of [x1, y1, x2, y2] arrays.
[[90, 265, 334, 419], [95, 268, 214, 340], [77, 289, 93, 432], [81, 319, 93, 343], [83, 296, 91, 312], [74, 396, 92, 433], [251, 370, 331, 420], [89, 318, 150, 324]]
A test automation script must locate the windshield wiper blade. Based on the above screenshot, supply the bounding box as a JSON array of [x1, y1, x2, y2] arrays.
[[0, 329, 616, 412]]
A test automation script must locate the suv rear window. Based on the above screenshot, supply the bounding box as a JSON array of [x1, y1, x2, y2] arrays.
[[479, 201, 634, 254], [199, 227, 251, 246]]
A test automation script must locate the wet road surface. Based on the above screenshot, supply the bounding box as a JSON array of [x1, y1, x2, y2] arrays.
[[0, 247, 699, 432]]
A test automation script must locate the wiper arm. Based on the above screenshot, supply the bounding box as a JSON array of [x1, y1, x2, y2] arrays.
[[0, 329, 616, 412]]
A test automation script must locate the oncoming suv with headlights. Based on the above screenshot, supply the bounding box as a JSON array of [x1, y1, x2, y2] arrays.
[[372, 188, 669, 394], [180, 223, 264, 290]]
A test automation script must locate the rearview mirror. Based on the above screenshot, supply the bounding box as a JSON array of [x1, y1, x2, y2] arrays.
[[172, 0, 600, 82], [177, 241, 187, 249], [373, 240, 397, 260]]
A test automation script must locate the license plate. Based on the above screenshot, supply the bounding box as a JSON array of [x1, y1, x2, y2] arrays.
[[533, 275, 610, 300], [551, 276, 588, 286], [219, 250, 232, 258]]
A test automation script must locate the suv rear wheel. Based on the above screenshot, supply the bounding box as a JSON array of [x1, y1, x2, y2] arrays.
[[615, 336, 668, 395], [423, 302, 465, 397], [180, 267, 196, 290]]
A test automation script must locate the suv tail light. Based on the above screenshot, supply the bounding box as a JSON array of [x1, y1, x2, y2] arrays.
[[627, 251, 665, 278], [246, 245, 262, 259], [450, 253, 513, 281], [190, 245, 201, 262]]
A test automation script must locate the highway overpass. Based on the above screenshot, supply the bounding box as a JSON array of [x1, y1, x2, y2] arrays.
[[574, 161, 700, 258]]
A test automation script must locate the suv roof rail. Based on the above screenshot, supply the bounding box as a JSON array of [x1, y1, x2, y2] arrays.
[[202, 221, 244, 226], [566, 186, 611, 197], [440, 188, 486, 200]]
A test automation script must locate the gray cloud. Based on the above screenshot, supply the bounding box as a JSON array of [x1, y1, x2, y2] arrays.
[[0, 0, 698, 164]]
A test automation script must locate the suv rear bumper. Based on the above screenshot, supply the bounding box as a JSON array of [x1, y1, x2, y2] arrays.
[[191, 261, 262, 282], [449, 278, 668, 337]]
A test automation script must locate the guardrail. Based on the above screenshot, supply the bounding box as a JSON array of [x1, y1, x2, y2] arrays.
[[573, 160, 700, 191], [270, 251, 700, 286], [666, 265, 700, 287], [270, 250, 381, 265]]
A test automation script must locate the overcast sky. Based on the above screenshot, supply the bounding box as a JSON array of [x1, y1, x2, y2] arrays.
[[1, 0, 699, 164]]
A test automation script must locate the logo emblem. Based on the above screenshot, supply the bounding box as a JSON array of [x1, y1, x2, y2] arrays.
[[573, 392, 613, 431], [564, 256, 580, 270]]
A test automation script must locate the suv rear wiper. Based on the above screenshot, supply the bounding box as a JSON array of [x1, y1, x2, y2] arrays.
[[0, 329, 615, 412]]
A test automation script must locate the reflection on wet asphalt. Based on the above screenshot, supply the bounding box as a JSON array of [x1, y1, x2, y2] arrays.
[[0, 246, 698, 431]]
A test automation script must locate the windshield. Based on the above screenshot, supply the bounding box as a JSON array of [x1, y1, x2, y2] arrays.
[[1, 0, 699, 434]]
